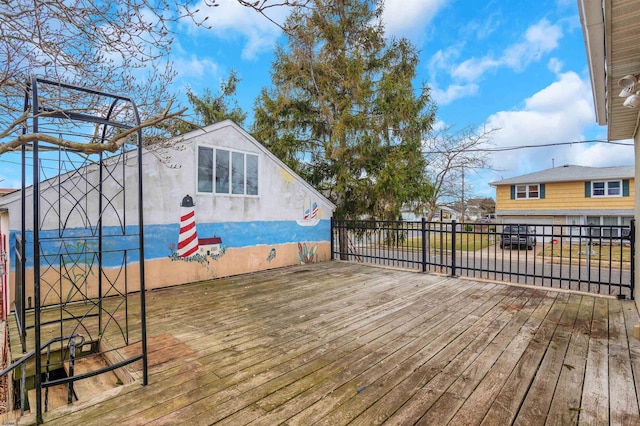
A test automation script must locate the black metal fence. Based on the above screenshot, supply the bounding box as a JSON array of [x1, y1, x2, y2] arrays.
[[331, 218, 635, 299]]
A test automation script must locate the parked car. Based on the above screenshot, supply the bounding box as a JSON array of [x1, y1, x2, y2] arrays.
[[475, 214, 496, 224], [500, 225, 536, 250]]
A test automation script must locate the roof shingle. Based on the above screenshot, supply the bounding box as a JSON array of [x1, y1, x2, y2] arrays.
[[490, 164, 634, 186]]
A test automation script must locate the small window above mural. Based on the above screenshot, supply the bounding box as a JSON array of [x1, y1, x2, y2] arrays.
[[197, 146, 259, 196]]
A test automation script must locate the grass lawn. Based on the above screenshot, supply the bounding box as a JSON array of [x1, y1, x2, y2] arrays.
[[400, 232, 496, 251], [539, 242, 631, 263]]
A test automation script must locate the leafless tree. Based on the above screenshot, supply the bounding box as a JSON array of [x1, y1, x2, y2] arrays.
[[416, 124, 498, 221], [0, 0, 309, 156]]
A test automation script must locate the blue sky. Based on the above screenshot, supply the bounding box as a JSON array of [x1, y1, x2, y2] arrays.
[[1, 0, 634, 199]]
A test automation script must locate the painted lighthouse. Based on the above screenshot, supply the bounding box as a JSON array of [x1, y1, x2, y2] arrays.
[[177, 194, 199, 257]]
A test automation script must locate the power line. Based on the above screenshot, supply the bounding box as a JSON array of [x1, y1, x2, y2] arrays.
[[422, 139, 633, 154]]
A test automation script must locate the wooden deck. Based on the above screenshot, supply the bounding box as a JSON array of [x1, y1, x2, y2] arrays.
[[15, 261, 640, 425]]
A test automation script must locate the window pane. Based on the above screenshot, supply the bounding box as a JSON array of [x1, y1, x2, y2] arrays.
[[592, 181, 605, 196], [246, 154, 258, 195], [215, 149, 229, 193], [587, 216, 601, 237], [197, 147, 213, 193], [528, 184, 539, 198], [603, 216, 617, 237], [516, 185, 527, 199], [232, 152, 245, 195], [608, 181, 621, 196]]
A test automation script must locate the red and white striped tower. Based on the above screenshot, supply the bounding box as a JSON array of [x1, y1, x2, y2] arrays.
[[177, 195, 199, 257]]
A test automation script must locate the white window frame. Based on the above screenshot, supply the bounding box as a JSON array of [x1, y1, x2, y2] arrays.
[[585, 215, 632, 238], [591, 180, 622, 197], [196, 145, 259, 197], [515, 184, 540, 200]]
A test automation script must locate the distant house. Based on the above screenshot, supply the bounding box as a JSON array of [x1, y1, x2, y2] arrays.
[[490, 164, 634, 237], [0, 120, 336, 300], [401, 203, 460, 222]]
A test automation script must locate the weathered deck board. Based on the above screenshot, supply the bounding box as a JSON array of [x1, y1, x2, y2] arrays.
[[512, 293, 581, 426], [581, 297, 610, 424], [9, 261, 639, 425]]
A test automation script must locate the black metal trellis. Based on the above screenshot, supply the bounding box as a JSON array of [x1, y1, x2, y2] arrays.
[[14, 76, 147, 424]]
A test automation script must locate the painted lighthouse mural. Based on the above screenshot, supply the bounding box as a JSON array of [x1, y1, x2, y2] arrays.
[[170, 195, 226, 265], [177, 195, 199, 257]]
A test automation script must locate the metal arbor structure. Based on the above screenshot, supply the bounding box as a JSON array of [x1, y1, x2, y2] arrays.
[[13, 76, 148, 423]]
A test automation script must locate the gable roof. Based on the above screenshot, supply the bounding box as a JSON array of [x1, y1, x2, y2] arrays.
[[490, 164, 635, 186], [0, 120, 337, 211]]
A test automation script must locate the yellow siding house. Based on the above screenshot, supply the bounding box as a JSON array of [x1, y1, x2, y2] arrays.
[[491, 164, 634, 234]]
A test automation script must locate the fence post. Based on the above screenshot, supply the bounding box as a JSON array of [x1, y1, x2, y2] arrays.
[[631, 219, 635, 300], [450, 220, 457, 277], [330, 217, 334, 261], [421, 217, 427, 273]]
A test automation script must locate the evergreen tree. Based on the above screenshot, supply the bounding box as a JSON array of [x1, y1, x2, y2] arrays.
[[187, 69, 248, 127], [253, 0, 435, 220], [167, 70, 248, 136]]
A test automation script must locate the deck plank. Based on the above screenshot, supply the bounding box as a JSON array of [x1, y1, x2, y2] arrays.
[[345, 286, 529, 426], [543, 295, 593, 425], [503, 293, 581, 426], [140, 279, 491, 425], [623, 301, 640, 410], [608, 298, 640, 425], [479, 291, 572, 425], [580, 297, 610, 424], [380, 287, 533, 425], [3, 261, 634, 426], [417, 289, 557, 425], [270, 283, 503, 426]]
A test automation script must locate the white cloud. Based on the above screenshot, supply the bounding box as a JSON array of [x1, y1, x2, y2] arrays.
[[482, 71, 623, 178], [431, 83, 479, 105], [452, 57, 500, 82], [430, 18, 564, 98], [190, 1, 288, 60], [547, 57, 563, 74], [501, 19, 563, 70], [570, 141, 634, 166], [172, 55, 220, 79], [382, 0, 448, 37]]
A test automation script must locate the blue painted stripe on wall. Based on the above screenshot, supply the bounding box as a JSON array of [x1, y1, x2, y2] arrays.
[[9, 219, 330, 269]]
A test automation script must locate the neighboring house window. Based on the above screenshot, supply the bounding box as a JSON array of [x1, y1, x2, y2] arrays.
[[586, 215, 633, 237], [198, 146, 259, 196], [511, 184, 543, 199], [585, 180, 629, 197], [566, 215, 582, 236]]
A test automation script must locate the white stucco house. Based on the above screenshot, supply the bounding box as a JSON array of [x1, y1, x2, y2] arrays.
[[0, 120, 335, 298]]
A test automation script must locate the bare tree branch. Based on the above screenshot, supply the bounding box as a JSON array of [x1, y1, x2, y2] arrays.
[[417, 124, 499, 220], [0, 0, 301, 157]]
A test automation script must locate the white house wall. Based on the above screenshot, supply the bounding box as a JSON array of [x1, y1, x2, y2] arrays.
[[1, 120, 335, 298]]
